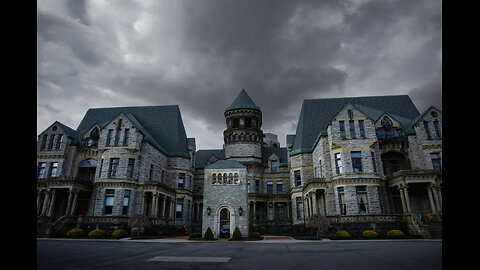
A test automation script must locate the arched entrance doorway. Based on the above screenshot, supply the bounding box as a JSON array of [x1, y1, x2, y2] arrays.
[[219, 208, 230, 238]]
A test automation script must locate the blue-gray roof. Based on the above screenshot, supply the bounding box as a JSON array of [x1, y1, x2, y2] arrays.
[[205, 159, 246, 169], [76, 105, 190, 158], [291, 95, 420, 155], [195, 149, 225, 168], [225, 89, 260, 112]]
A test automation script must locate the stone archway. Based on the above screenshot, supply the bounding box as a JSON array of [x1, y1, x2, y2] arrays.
[[214, 205, 235, 239]]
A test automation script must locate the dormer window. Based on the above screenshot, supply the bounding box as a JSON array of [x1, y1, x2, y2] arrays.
[[271, 160, 278, 173]]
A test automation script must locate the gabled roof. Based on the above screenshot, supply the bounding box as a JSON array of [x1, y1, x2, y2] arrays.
[[261, 146, 288, 166], [225, 89, 260, 112], [195, 149, 225, 168], [39, 121, 80, 144], [408, 106, 442, 130], [205, 159, 246, 169], [76, 105, 190, 157], [291, 95, 420, 155]]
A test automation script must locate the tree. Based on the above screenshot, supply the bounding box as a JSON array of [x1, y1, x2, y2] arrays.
[[232, 226, 242, 240], [128, 214, 151, 237], [204, 227, 214, 240], [305, 213, 329, 238]]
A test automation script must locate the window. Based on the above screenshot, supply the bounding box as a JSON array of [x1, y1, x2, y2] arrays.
[[176, 198, 183, 219], [255, 180, 260, 193], [38, 162, 46, 179], [433, 121, 441, 139], [247, 179, 251, 193], [48, 134, 55, 149], [335, 153, 343, 174], [356, 186, 369, 214], [127, 159, 135, 178], [104, 189, 115, 215], [234, 173, 239, 184], [294, 170, 301, 186], [371, 152, 377, 173], [114, 129, 121, 146], [217, 174, 222, 184], [122, 190, 131, 215], [276, 181, 283, 194], [268, 202, 274, 221], [378, 129, 385, 138], [431, 153, 442, 171], [212, 173, 217, 184], [349, 120, 356, 139], [423, 122, 431, 139], [338, 187, 346, 215], [271, 161, 278, 173], [40, 135, 48, 150], [267, 181, 273, 194], [348, 109, 354, 120], [223, 173, 228, 184], [339, 121, 346, 139], [245, 118, 251, 127], [49, 162, 58, 177], [55, 134, 63, 149], [108, 158, 119, 178], [359, 120, 365, 138], [233, 118, 240, 128], [149, 164, 154, 181], [351, 151, 363, 173], [178, 173, 185, 188], [296, 197, 304, 219], [123, 129, 130, 145], [228, 173, 233, 184], [106, 129, 114, 146]]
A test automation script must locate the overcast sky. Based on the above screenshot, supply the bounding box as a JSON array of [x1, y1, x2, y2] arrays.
[[37, 0, 442, 150]]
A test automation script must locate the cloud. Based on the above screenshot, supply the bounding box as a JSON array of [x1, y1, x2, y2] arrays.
[[37, 0, 442, 149]]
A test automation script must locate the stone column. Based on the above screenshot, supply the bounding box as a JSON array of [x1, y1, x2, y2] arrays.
[[402, 186, 412, 213], [253, 201, 256, 222], [47, 189, 57, 217], [65, 189, 74, 216], [426, 185, 437, 214], [152, 193, 159, 218], [141, 192, 146, 215], [398, 186, 408, 214], [70, 191, 79, 216], [312, 192, 318, 215], [41, 190, 51, 216], [432, 185, 441, 211], [161, 194, 167, 219]]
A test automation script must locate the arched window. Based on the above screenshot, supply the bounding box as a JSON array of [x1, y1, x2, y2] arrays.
[[212, 173, 217, 184], [228, 173, 233, 184], [223, 173, 228, 184], [218, 173, 222, 184], [234, 173, 239, 184]]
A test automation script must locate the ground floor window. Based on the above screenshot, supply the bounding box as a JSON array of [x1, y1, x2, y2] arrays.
[[338, 187, 346, 215], [104, 189, 115, 215], [176, 198, 183, 219], [296, 197, 304, 219], [356, 186, 369, 214]]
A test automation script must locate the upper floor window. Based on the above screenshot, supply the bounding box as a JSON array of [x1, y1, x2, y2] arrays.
[[178, 173, 185, 188], [48, 134, 55, 149], [371, 152, 377, 173], [294, 170, 301, 186], [228, 173, 233, 184], [433, 121, 441, 139], [123, 129, 130, 145], [108, 158, 119, 178], [267, 181, 273, 194], [40, 135, 48, 150], [335, 153, 343, 174], [114, 129, 121, 146], [106, 129, 114, 146], [149, 164, 154, 181], [356, 186, 369, 214], [378, 129, 385, 138], [127, 159, 135, 178], [38, 162, 46, 179], [339, 121, 346, 139], [212, 173, 217, 184], [431, 153, 441, 171], [245, 118, 252, 127], [351, 151, 363, 173], [271, 161, 278, 173], [55, 134, 63, 149], [359, 120, 365, 138], [276, 181, 283, 194], [349, 120, 356, 139], [423, 121, 432, 139], [234, 173, 239, 184], [348, 109, 354, 120], [49, 162, 58, 177], [233, 118, 240, 128]]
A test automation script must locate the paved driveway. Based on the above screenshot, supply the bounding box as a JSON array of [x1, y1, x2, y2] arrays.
[[37, 239, 442, 270]]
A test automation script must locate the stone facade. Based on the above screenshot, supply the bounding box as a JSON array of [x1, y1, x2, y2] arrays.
[[38, 92, 442, 239]]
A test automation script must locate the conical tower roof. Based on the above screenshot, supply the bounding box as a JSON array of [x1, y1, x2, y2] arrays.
[[225, 89, 260, 112]]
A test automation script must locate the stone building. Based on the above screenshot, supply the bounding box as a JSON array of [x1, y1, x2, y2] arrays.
[[37, 90, 442, 238]]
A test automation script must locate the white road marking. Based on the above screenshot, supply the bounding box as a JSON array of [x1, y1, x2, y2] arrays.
[[146, 256, 231, 262]]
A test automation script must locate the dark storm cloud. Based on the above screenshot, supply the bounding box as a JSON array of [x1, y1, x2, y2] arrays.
[[37, 0, 441, 149]]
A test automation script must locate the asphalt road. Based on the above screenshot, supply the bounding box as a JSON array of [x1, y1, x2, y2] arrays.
[[37, 239, 442, 270]]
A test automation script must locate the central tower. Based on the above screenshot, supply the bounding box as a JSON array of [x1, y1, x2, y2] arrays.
[[223, 89, 263, 163]]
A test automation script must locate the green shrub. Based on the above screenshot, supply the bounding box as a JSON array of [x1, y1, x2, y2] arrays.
[[232, 227, 242, 240], [251, 232, 261, 239], [88, 229, 106, 238], [112, 229, 127, 239], [362, 230, 378, 238], [387, 230, 405, 238], [335, 230, 351, 238], [204, 227, 214, 240], [189, 232, 202, 239], [66, 228, 84, 238]]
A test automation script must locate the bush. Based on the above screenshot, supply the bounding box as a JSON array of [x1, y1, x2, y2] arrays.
[[189, 232, 202, 239], [362, 230, 378, 238], [232, 227, 242, 240], [112, 229, 127, 239], [88, 229, 106, 238], [66, 228, 84, 238], [251, 232, 261, 239], [204, 227, 214, 240], [387, 230, 405, 239], [335, 230, 351, 238]]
